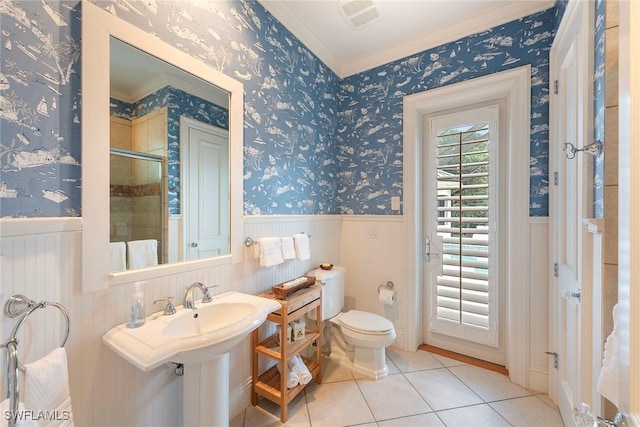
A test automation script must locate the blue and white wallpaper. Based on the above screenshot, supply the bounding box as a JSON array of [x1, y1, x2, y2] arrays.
[[594, 0, 606, 218], [3, 0, 602, 219], [111, 86, 229, 215], [336, 8, 556, 216]]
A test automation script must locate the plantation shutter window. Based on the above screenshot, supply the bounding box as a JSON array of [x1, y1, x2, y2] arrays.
[[429, 105, 499, 347]]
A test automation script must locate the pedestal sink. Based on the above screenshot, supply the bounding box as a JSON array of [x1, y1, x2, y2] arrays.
[[103, 291, 280, 426]]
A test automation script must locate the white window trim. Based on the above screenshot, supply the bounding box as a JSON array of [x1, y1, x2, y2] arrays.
[[403, 65, 531, 386]]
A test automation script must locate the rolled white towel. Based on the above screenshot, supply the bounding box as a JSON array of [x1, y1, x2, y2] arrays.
[[0, 399, 40, 426], [288, 354, 312, 385], [276, 362, 299, 389]]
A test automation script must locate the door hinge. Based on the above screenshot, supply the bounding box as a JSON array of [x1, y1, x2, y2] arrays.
[[545, 351, 559, 369], [553, 80, 559, 95], [554, 263, 559, 277], [554, 171, 559, 186]]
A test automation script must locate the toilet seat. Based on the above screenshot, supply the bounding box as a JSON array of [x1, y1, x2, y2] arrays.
[[338, 310, 394, 335]]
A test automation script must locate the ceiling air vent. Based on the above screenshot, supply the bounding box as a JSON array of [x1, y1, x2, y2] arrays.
[[337, 0, 382, 29]]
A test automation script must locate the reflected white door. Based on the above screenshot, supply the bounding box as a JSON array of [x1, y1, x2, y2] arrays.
[[549, 1, 594, 425], [181, 116, 229, 260]]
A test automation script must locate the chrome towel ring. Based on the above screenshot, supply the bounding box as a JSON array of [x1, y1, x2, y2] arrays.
[[3, 294, 71, 369]]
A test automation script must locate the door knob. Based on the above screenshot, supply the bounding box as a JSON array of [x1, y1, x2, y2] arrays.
[[190, 242, 198, 248]]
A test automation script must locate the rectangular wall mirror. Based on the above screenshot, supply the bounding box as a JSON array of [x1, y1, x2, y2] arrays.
[[82, 2, 244, 292]]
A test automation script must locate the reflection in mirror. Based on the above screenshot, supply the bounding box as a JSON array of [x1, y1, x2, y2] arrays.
[[82, 1, 244, 292], [108, 38, 230, 271]]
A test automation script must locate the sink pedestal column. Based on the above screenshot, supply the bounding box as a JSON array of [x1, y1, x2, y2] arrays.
[[183, 353, 230, 426]]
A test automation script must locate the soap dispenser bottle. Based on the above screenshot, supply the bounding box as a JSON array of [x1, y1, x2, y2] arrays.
[[129, 281, 146, 328]]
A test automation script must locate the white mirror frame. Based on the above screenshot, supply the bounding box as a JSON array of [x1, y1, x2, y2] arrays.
[[82, 1, 244, 292]]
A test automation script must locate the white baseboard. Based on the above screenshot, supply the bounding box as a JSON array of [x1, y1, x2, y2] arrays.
[[529, 367, 549, 393]]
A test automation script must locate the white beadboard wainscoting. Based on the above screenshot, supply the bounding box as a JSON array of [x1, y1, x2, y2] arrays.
[[0, 214, 550, 426], [339, 215, 407, 349], [0, 216, 341, 426]]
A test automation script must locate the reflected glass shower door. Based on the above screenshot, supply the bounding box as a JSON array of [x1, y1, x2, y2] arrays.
[[110, 149, 164, 270]]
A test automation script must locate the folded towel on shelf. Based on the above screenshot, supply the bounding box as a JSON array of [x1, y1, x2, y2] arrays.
[[109, 241, 126, 273], [276, 362, 299, 389], [253, 237, 284, 267], [0, 399, 40, 427], [280, 237, 296, 260], [126, 239, 158, 270], [24, 347, 74, 427], [288, 354, 312, 385], [293, 233, 310, 260]]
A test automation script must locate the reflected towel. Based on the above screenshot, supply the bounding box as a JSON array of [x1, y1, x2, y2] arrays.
[[127, 239, 158, 270], [280, 237, 296, 260], [276, 362, 299, 389], [0, 399, 40, 426], [293, 233, 310, 260], [24, 348, 74, 427], [597, 304, 619, 406], [288, 354, 312, 385], [253, 237, 283, 267], [109, 242, 126, 273]]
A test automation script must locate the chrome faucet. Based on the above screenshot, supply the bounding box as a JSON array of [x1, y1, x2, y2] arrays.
[[183, 282, 213, 309]]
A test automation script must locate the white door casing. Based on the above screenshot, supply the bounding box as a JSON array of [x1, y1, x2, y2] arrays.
[[617, 0, 640, 423], [403, 66, 530, 385], [180, 116, 230, 261], [549, 0, 594, 425]]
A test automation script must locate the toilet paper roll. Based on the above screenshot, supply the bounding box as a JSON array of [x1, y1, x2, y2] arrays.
[[379, 287, 396, 306]]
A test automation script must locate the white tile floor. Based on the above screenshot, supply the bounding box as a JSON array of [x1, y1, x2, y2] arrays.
[[232, 348, 565, 427]]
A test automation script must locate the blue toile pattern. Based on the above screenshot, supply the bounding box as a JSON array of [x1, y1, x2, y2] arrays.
[[593, 0, 605, 219], [2, 0, 604, 219], [111, 86, 229, 214], [336, 9, 556, 216]]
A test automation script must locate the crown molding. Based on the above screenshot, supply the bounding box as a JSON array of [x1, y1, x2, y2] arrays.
[[260, 0, 554, 79], [258, 1, 343, 76]]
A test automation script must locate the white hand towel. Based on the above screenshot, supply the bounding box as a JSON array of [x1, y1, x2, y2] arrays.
[[109, 241, 126, 273], [597, 304, 620, 406], [254, 237, 284, 267], [0, 399, 40, 427], [293, 233, 310, 260], [126, 239, 158, 270], [24, 348, 74, 427], [276, 362, 299, 389], [281, 237, 296, 260], [288, 354, 312, 385]]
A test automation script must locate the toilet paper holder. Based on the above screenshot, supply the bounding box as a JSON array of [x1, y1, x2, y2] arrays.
[[378, 281, 394, 293]]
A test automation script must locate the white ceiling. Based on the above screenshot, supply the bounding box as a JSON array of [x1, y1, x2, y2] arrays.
[[258, 0, 554, 78]]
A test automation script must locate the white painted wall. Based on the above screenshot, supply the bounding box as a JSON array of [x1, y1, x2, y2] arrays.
[[0, 213, 548, 425]]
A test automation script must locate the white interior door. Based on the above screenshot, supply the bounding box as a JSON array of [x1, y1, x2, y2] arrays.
[[549, 1, 594, 425], [616, 1, 639, 423], [181, 116, 229, 260]]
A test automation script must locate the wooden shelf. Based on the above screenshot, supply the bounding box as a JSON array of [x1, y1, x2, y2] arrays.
[[252, 285, 322, 423], [256, 330, 320, 361]]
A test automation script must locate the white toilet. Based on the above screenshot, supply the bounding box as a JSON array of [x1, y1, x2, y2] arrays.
[[308, 266, 396, 379]]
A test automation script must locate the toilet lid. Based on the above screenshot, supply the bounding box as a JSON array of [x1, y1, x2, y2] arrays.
[[339, 310, 394, 334]]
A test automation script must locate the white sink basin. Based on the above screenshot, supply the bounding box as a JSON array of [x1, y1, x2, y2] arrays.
[[103, 291, 280, 371]]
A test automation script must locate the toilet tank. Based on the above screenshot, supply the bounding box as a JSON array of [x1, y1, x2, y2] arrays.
[[308, 266, 345, 321]]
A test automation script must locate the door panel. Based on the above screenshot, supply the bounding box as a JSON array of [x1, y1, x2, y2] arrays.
[[183, 118, 230, 260], [550, 1, 594, 424]]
